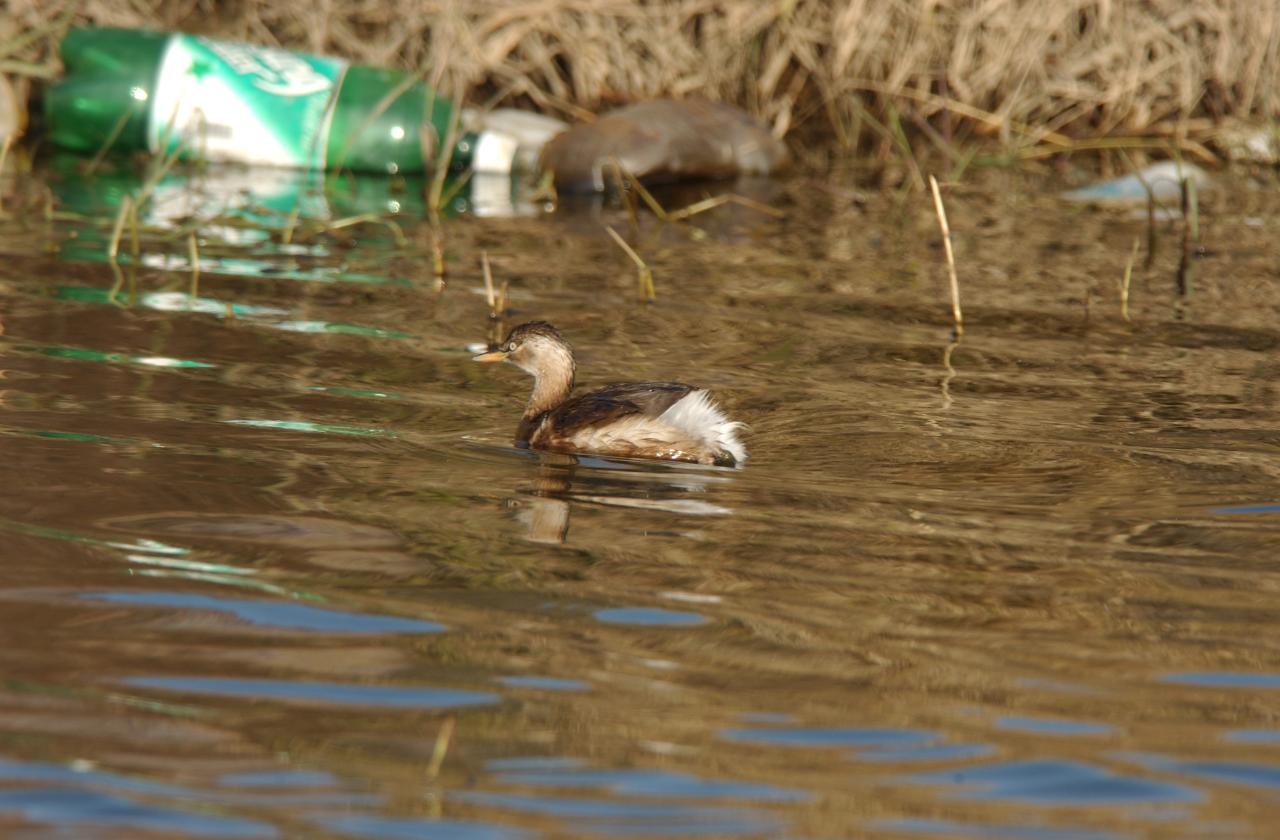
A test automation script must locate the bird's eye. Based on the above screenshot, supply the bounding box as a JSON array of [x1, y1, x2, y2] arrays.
[[504, 342, 518, 352]]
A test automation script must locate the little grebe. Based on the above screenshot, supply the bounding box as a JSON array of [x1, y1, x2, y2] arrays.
[[473, 321, 747, 467]]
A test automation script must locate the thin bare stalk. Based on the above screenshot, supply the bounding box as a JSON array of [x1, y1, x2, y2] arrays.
[[1120, 236, 1139, 322], [609, 159, 640, 234], [425, 81, 466, 284], [617, 166, 668, 220], [107, 259, 126, 305], [107, 195, 133, 262], [664, 195, 733, 221], [885, 102, 926, 191], [427, 81, 465, 222], [666, 193, 785, 222], [86, 104, 138, 175], [128, 200, 141, 261], [529, 170, 558, 207], [134, 142, 185, 211], [323, 213, 408, 246], [281, 204, 302, 245], [481, 250, 500, 318], [187, 231, 200, 304], [436, 169, 473, 211], [481, 251, 495, 308], [431, 228, 446, 281], [426, 717, 455, 781], [605, 225, 656, 301], [1018, 136, 1217, 164], [330, 66, 429, 171], [928, 175, 963, 338], [1186, 175, 1200, 244], [1177, 175, 1197, 298]]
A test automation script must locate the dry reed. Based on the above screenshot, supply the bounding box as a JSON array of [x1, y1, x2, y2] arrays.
[[1177, 174, 1200, 298], [928, 175, 963, 338], [1120, 236, 1139, 322], [425, 716, 455, 781], [604, 224, 655, 302], [323, 212, 408, 246], [106, 193, 131, 262], [186, 229, 199, 301], [480, 250, 507, 319], [2, 0, 1275, 156], [481, 250, 495, 311]]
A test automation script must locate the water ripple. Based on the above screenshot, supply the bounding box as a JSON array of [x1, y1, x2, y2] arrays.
[[86, 591, 443, 634], [125, 677, 499, 709], [908, 759, 1202, 805]]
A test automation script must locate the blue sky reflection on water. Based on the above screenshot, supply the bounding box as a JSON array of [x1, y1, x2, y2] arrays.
[[86, 591, 443, 634], [124, 677, 500, 709]]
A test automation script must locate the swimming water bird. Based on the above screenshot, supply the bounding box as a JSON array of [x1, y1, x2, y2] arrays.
[[473, 322, 747, 467]]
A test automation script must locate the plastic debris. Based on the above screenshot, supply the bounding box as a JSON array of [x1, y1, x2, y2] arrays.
[[538, 98, 788, 192], [45, 27, 515, 175], [467, 108, 568, 174], [1060, 161, 1212, 206]]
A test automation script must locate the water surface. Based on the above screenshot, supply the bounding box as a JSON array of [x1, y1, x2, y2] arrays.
[[0, 162, 1277, 837]]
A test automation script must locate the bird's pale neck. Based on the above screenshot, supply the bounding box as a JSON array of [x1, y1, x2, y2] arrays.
[[522, 344, 576, 418]]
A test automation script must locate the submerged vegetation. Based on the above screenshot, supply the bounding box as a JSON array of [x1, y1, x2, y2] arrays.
[[2, 0, 1277, 166]]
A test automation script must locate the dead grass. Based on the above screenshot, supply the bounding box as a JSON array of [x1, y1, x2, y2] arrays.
[[3, 0, 1277, 156]]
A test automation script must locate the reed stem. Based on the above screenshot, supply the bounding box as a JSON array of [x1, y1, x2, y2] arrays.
[[928, 175, 963, 338], [187, 231, 200, 303], [605, 225, 656, 302], [1120, 236, 1139, 322]]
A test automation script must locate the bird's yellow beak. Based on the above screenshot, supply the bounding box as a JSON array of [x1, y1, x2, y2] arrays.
[[472, 350, 508, 364]]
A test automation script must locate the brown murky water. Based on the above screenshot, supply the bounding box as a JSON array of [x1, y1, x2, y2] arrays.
[[0, 159, 1277, 839]]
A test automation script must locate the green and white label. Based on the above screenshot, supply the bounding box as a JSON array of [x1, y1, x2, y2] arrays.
[[149, 34, 346, 169]]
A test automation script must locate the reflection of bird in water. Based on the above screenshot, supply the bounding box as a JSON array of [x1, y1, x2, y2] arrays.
[[514, 456, 573, 544], [512, 454, 733, 545], [474, 321, 747, 467]]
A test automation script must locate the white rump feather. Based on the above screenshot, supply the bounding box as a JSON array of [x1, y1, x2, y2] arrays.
[[659, 389, 748, 464]]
